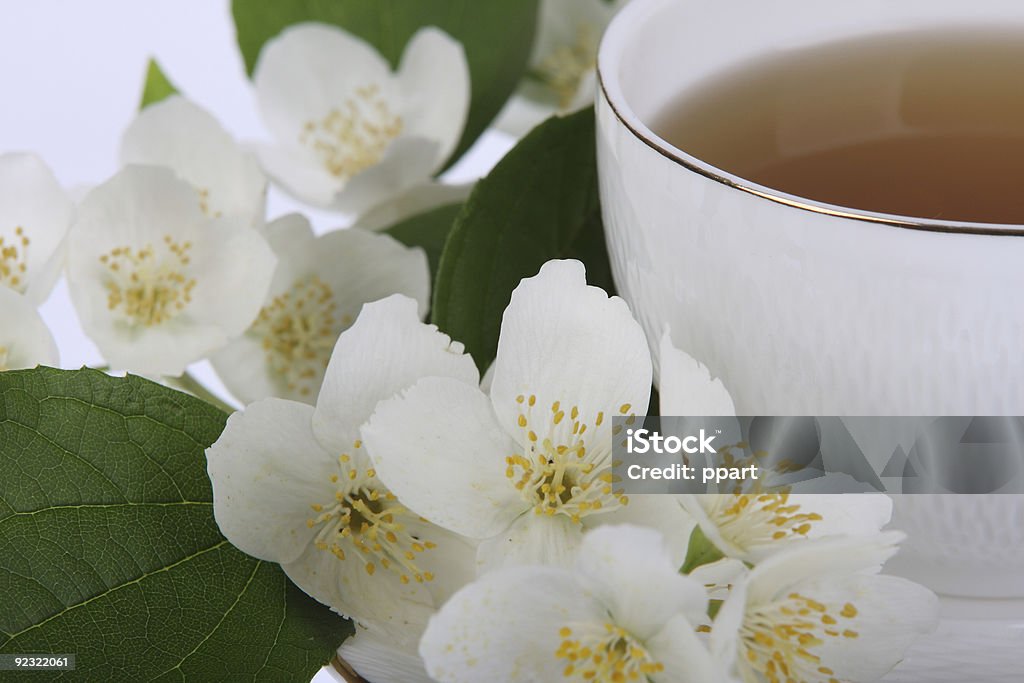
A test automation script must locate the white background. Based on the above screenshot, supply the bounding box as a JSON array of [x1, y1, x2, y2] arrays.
[[0, 0, 510, 395], [2, 1, 257, 375]]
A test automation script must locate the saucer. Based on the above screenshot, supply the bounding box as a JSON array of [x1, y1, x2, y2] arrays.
[[887, 595, 1024, 681]]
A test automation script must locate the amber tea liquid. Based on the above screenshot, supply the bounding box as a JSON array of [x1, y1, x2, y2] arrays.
[[653, 29, 1024, 224]]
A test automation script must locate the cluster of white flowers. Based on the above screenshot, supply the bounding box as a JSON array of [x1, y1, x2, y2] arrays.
[[2, 23, 469, 404], [206, 259, 938, 683], [1, 2, 627, 390]]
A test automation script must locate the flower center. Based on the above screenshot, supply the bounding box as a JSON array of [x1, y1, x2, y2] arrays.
[[251, 275, 350, 398], [308, 440, 436, 584], [0, 226, 30, 293], [300, 84, 404, 181], [556, 622, 664, 682], [536, 23, 600, 109], [710, 493, 823, 549], [505, 395, 630, 523], [0, 345, 10, 372], [740, 593, 860, 683], [100, 236, 197, 328]]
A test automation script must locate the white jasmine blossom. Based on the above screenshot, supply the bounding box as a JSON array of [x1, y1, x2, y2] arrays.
[[532, 0, 627, 110], [660, 335, 894, 566], [210, 213, 429, 404], [496, 0, 630, 136], [0, 152, 74, 304], [680, 493, 893, 565], [120, 96, 267, 229], [253, 23, 470, 215], [363, 260, 693, 570], [710, 533, 939, 683], [0, 287, 58, 371], [420, 525, 728, 683], [66, 165, 276, 377], [206, 295, 480, 644]]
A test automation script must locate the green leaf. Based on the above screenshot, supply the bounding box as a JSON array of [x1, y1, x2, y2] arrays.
[[431, 108, 615, 371], [0, 368, 350, 681], [231, 0, 539, 166], [680, 525, 726, 575], [647, 387, 661, 417], [384, 202, 464, 278], [139, 58, 179, 110]]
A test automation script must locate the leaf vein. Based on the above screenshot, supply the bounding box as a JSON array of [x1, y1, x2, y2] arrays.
[[4, 540, 229, 642]]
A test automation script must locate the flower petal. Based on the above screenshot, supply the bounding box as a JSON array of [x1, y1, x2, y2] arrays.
[[746, 532, 904, 607], [0, 152, 73, 304], [595, 493, 696, 568], [677, 494, 744, 559], [255, 143, 341, 207], [362, 376, 525, 538], [396, 27, 471, 170], [339, 625, 434, 683], [708, 575, 746, 674], [420, 565, 599, 683], [120, 96, 266, 228], [205, 398, 334, 564], [0, 288, 58, 370], [806, 574, 938, 681], [282, 536, 436, 648], [352, 181, 473, 232], [648, 613, 734, 683], [405, 521, 479, 608], [490, 259, 652, 449], [567, 69, 598, 112], [313, 228, 429, 324], [475, 512, 581, 573], [492, 93, 554, 138], [207, 334, 268, 405], [185, 214, 277, 333], [768, 494, 892, 550], [313, 295, 478, 451], [658, 328, 735, 416], [254, 23, 393, 147], [575, 524, 707, 640]]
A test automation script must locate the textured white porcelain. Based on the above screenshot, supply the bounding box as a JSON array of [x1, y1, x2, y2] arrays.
[[887, 496, 1024, 598], [888, 610, 1024, 681], [597, 0, 1024, 597]]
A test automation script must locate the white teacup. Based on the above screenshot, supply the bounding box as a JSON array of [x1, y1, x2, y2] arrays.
[[596, 0, 1024, 598]]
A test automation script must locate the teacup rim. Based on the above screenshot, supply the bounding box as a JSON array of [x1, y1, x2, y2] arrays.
[[596, 0, 1024, 238]]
